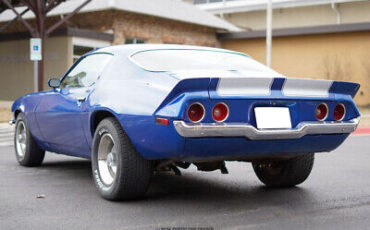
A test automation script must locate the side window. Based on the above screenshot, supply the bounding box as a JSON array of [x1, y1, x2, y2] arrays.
[[61, 53, 113, 88]]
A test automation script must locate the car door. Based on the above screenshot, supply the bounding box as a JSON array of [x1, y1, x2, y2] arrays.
[[35, 53, 113, 157]]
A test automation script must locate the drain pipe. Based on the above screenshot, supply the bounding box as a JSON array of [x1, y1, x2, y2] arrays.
[[331, 1, 341, 24]]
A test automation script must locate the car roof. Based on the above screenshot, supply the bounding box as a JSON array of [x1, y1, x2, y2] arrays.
[[93, 44, 240, 56]]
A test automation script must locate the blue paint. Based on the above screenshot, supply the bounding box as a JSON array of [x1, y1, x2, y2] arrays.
[[11, 44, 361, 161]]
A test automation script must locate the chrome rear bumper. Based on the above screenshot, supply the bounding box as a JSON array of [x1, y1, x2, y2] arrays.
[[173, 118, 360, 140]]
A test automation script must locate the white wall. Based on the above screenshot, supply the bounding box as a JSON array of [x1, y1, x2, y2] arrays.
[[222, 1, 370, 30]]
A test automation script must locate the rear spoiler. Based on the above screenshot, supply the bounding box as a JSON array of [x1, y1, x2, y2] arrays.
[[155, 78, 211, 116], [330, 81, 360, 98]]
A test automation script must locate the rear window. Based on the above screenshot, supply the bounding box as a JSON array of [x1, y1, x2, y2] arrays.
[[130, 49, 277, 73]]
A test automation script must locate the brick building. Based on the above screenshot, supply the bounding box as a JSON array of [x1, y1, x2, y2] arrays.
[[0, 0, 238, 100]]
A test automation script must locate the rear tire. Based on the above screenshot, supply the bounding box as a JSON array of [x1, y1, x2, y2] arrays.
[[14, 113, 45, 167], [91, 117, 153, 200], [252, 153, 314, 187]]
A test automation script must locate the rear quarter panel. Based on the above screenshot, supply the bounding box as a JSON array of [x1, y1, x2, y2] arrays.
[[86, 53, 184, 158]]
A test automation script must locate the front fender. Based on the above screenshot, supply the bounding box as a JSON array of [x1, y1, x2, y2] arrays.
[[11, 93, 48, 149]]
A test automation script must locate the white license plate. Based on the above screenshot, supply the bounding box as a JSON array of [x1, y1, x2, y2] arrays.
[[254, 107, 292, 129]]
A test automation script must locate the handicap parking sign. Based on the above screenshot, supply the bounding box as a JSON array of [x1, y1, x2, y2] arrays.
[[30, 38, 42, 61]]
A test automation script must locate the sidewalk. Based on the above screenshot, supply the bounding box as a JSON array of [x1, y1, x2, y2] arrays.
[[0, 122, 13, 147], [0, 100, 12, 123], [0, 101, 12, 108]]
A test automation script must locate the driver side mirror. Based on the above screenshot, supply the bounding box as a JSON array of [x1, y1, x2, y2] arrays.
[[48, 78, 61, 89]]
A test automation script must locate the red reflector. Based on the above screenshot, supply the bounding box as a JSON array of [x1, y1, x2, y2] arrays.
[[187, 102, 205, 123], [334, 104, 346, 121], [155, 117, 169, 125], [212, 102, 229, 122], [315, 103, 328, 121]]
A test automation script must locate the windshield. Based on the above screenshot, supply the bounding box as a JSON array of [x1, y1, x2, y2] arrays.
[[130, 49, 277, 73]]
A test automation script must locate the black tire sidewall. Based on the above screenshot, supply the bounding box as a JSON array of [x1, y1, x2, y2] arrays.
[[252, 153, 314, 187], [14, 114, 32, 165], [91, 120, 123, 199], [92, 117, 153, 200]]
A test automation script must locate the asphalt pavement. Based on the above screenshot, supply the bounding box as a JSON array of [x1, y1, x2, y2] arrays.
[[0, 130, 369, 230]]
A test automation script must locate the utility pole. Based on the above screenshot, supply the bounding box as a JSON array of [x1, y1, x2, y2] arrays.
[[266, 0, 272, 67]]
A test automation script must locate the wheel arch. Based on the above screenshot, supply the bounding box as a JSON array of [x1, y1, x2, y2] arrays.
[[14, 109, 22, 119], [90, 109, 122, 138], [12, 99, 25, 120]]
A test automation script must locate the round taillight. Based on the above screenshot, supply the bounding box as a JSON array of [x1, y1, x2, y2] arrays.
[[315, 103, 328, 121], [212, 102, 229, 122], [187, 102, 205, 123], [334, 104, 346, 121]]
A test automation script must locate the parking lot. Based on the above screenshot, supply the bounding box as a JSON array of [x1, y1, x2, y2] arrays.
[[0, 123, 369, 230]]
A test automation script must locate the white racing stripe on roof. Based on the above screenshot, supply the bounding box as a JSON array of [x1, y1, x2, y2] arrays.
[[282, 78, 333, 97], [217, 77, 274, 96]]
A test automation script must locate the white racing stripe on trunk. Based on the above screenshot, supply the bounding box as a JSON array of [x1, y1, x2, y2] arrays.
[[172, 70, 286, 97], [282, 78, 333, 97], [217, 77, 274, 96]]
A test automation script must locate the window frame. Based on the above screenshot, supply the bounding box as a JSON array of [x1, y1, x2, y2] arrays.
[[60, 52, 114, 89]]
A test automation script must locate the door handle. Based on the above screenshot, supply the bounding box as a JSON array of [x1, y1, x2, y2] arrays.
[[77, 97, 86, 103]]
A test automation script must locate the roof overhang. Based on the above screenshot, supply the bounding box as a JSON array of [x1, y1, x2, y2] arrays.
[[0, 0, 240, 31], [197, 0, 366, 15], [0, 27, 113, 42], [217, 22, 370, 40]]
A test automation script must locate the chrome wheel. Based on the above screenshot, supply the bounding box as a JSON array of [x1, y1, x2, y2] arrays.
[[97, 133, 117, 186], [15, 121, 27, 160]]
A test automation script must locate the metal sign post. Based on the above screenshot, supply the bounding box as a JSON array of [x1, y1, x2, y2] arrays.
[[30, 38, 42, 92]]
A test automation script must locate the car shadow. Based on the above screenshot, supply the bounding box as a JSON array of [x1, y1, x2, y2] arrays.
[[41, 159, 91, 169], [39, 158, 315, 210], [147, 171, 312, 203]]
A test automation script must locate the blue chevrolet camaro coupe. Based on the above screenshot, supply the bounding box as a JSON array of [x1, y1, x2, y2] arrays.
[[10, 44, 360, 200]]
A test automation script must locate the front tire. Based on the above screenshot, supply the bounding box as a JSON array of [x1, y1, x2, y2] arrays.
[[252, 153, 314, 187], [91, 117, 153, 200], [14, 113, 45, 166]]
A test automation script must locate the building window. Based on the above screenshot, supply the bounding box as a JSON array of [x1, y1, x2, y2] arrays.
[[125, 37, 146, 44], [73, 45, 95, 63], [72, 37, 111, 63]]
